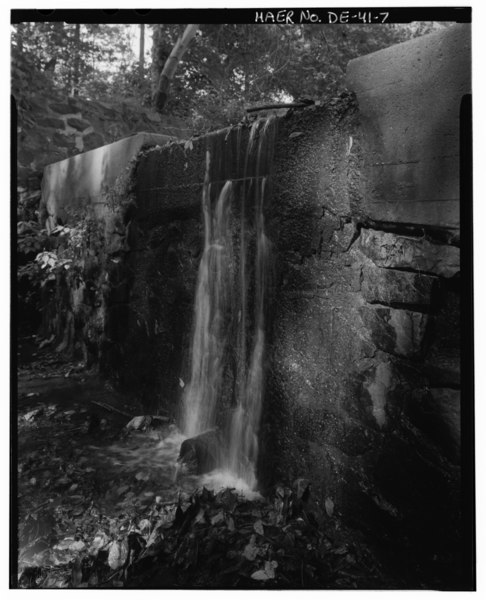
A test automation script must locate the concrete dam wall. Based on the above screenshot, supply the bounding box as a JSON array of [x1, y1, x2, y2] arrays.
[[38, 24, 471, 587]]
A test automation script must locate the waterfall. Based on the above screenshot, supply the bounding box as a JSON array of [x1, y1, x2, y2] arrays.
[[182, 154, 234, 437], [182, 117, 276, 490]]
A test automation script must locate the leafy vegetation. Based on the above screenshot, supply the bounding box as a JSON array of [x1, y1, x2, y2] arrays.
[[12, 20, 452, 132]]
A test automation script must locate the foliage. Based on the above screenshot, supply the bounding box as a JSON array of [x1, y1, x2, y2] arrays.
[[12, 22, 136, 101], [12, 20, 453, 132], [152, 22, 453, 132], [17, 214, 104, 315]]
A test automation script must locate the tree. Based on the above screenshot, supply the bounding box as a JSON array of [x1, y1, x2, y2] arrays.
[[150, 21, 452, 131], [139, 23, 145, 83], [153, 24, 199, 112], [11, 22, 135, 100]]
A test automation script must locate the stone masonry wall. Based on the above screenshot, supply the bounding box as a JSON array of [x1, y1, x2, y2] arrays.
[[259, 24, 469, 588]]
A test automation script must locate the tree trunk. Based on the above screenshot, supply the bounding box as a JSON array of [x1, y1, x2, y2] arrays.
[[153, 23, 199, 113], [139, 23, 145, 82], [16, 23, 24, 53], [72, 23, 81, 96]]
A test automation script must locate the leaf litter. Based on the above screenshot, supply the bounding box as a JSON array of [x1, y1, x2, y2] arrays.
[[17, 343, 395, 589]]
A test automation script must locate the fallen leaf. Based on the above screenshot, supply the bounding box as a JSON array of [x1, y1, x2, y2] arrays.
[[253, 519, 264, 536], [138, 519, 151, 533], [88, 531, 110, 556], [69, 540, 86, 552], [54, 536, 75, 550], [108, 539, 128, 570], [243, 535, 259, 561], [325, 497, 334, 517], [251, 560, 278, 581], [211, 511, 225, 525]]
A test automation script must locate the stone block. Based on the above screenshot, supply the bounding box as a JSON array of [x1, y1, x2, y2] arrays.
[[38, 116, 66, 129], [67, 117, 91, 132], [67, 96, 83, 110], [83, 131, 105, 151], [49, 101, 72, 114], [362, 264, 435, 306], [360, 229, 460, 278], [359, 305, 428, 357], [52, 131, 75, 148]]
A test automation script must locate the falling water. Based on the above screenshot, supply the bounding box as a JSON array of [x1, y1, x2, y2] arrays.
[[182, 117, 276, 490], [182, 154, 234, 437]]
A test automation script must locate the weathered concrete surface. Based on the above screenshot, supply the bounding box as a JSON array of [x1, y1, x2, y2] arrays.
[[347, 24, 471, 230], [40, 132, 172, 230]]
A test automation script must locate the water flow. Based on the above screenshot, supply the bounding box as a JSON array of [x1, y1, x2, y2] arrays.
[[182, 153, 233, 437], [182, 118, 276, 490]]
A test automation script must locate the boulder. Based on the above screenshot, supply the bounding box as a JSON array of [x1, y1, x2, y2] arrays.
[[177, 428, 222, 475]]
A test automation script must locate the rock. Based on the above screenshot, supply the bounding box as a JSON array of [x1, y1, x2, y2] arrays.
[[362, 265, 435, 307], [177, 428, 222, 475], [28, 96, 48, 112], [52, 131, 75, 148], [83, 131, 105, 151], [24, 407, 43, 422], [18, 147, 35, 165], [67, 117, 91, 132], [360, 229, 460, 278], [359, 305, 428, 357], [67, 96, 83, 110], [125, 415, 152, 431], [49, 102, 72, 114], [38, 116, 65, 129]]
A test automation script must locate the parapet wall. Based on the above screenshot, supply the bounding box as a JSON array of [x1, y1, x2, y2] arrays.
[[347, 23, 470, 231]]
